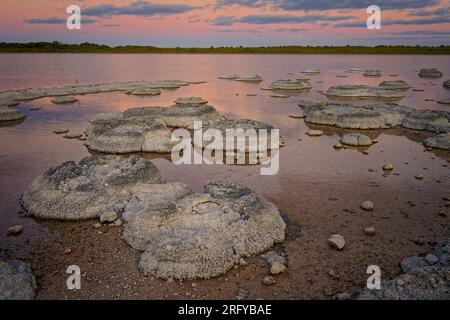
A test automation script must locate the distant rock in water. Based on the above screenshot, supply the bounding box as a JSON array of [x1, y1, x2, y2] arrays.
[[301, 69, 321, 75], [268, 79, 311, 91], [299, 100, 450, 132], [218, 74, 240, 80], [418, 68, 443, 78], [51, 96, 78, 104], [379, 80, 410, 90], [0, 106, 26, 122], [235, 75, 263, 82], [444, 80, 450, 89], [126, 88, 161, 96], [0, 260, 36, 300], [423, 132, 450, 150], [358, 238, 450, 300], [325, 83, 408, 99], [363, 70, 382, 77]]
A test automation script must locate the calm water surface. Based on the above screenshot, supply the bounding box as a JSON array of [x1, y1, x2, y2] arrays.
[[1, 54, 449, 262]]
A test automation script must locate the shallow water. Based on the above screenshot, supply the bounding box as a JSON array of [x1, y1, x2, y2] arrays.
[[0, 54, 449, 296]]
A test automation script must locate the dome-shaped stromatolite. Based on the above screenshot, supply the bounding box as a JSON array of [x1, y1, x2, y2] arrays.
[[85, 103, 224, 153], [268, 79, 311, 90], [340, 133, 373, 146], [419, 68, 443, 78], [51, 96, 78, 104], [379, 80, 410, 90], [0, 106, 26, 122], [126, 88, 161, 96], [21, 155, 163, 220], [325, 84, 407, 98], [423, 132, 450, 150], [444, 80, 450, 89], [363, 70, 382, 77], [174, 97, 208, 106], [123, 180, 286, 279], [235, 75, 263, 82], [218, 74, 240, 80]]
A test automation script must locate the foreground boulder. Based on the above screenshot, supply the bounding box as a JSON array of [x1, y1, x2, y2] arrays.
[[0, 105, 26, 122], [22, 155, 163, 220], [358, 239, 450, 300], [0, 260, 36, 300], [123, 180, 286, 279], [22, 157, 286, 279], [86, 103, 223, 153], [419, 68, 443, 78], [299, 100, 449, 133], [423, 133, 450, 150]]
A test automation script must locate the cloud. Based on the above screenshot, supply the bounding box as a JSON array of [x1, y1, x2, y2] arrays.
[[335, 15, 450, 27], [83, 1, 200, 18], [411, 6, 450, 16], [214, 0, 268, 9], [24, 17, 97, 24], [212, 14, 353, 25], [275, 0, 440, 11]]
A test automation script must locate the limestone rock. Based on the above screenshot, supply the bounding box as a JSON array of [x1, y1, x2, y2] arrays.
[[262, 251, 287, 275], [235, 75, 263, 82], [269, 80, 311, 91], [328, 234, 345, 250], [419, 68, 443, 78], [340, 133, 373, 146], [423, 133, 450, 150], [22, 155, 163, 220], [51, 96, 78, 104], [0, 106, 26, 122]]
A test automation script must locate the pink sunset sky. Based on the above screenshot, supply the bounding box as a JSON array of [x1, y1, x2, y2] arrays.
[[1, 0, 449, 46]]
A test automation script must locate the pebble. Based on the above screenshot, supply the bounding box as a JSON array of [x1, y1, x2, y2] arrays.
[[361, 201, 374, 211], [383, 164, 394, 171], [328, 234, 345, 250], [100, 210, 118, 223], [333, 143, 343, 149], [63, 132, 82, 139], [7, 225, 23, 236], [262, 276, 276, 286], [239, 258, 248, 266], [307, 129, 323, 137], [364, 227, 376, 236], [234, 288, 248, 300], [415, 175, 424, 180], [424, 253, 439, 265], [113, 218, 124, 227], [93, 223, 101, 229], [53, 129, 69, 134]]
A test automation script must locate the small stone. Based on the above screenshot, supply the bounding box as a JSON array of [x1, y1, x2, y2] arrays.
[[336, 292, 351, 300], [93, 223, 101, 229], [333, 143, 343, 149], [262, 276, 276, 286], [415, 175, 424, 180], [113, 219, 124, 227], [239, 258, 248, 266], [234, 288, 248, 300], [364, 227, 376, 236], [53, 129, 69, 134], [64, 248, 72, 254], [383, 164, 394, 171], [361, 201, 374, 211], [100, 210, 118, 223], [262, 251, 287, 275], [63, 132, 82, 139], [328, 234, 345, 250], [192, 282, 198, 288], [424, 253, 439, 265], [7, 225, 23, 236], [328, 270, 340, 280], [397, 279, 405, 286], [362, 149, 369, 155], [307, 129, 323, 137]]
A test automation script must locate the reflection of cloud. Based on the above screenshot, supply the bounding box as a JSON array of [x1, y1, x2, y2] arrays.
[[83, 1, 200, 18], [212, 14, 353, 26], [24, 17, 97, 24]]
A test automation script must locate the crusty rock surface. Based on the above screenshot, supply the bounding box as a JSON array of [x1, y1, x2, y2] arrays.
[[51, 96, 78, 104], [340, 133, 373, 146], [126, 88, 161, 96], [86, 103, 223, 153], [218, 74, 239, 80], [418, 68, 443, 78], [174, 97, 208, 106], [123, 180, 286, 279], [444, 80, 450, 89], [326, 84, 408, 98], [0, 260, 36, 300], [379, 80, 410, 90], [299, 100, 449, 132], [21, 155, 163, 220], [358, 239, 450, 300], [235, 75, 263, 82], [0, 106, 26, 122], [423, 132, 450, 150], [363, 70, 382, 77], [268, 80, 311, 90]]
